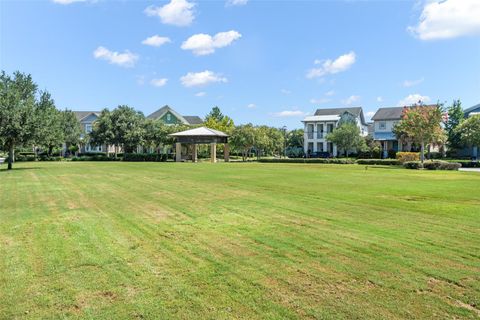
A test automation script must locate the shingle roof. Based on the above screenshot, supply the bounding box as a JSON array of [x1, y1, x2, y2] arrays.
[[464, 103, 480, 116], [313, 107, 366, 125], [372, 104, 438, 121], [73, 111, 100, 121], [183, 116, 203, 125], [169, 126, 228, 137]]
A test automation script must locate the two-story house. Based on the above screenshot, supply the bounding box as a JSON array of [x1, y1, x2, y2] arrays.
[[73, 111, 112, 153], [147, 105, 203, 125], [302, 107, 368, 157]]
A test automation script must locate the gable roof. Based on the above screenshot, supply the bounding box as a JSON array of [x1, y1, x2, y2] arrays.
[[372, 104, 438, 121], [147, 105, 203, 125], [464, 103, 480, 116], [313, 107, 366, 125], [73, 111, 100, 121], [169, 126, 228, 137]]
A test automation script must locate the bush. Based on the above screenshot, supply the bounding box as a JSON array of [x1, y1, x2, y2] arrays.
[[71, 155, 119, 161], [404, 161, 423, 169], [396, 152, 419, 163], [428, 152, 443, 159], [423, 161, 442, 170], [387, 149, 397, 159], [424, 160, 461, 170], [77, 152, 107, 157], [258, 158, 354, 164], [123, 153, 167, 162], [356, 159, 400, 165], [445, 160, 480, 168]]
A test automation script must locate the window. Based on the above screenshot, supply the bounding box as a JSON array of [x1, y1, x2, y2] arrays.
[[327, 124, 334, 133], [307, 124, 314, 139], [167, 113, 171, 121], [378, 121, 386, 130], [317, 142, 323, 152], [85, 124, 93, 133]]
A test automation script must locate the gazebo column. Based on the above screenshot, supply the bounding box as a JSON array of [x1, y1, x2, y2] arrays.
[[192, 144, 198, 163], [175, 142, 182, 162], [211, 143, 217, 163], [224, 143, 230, 162]]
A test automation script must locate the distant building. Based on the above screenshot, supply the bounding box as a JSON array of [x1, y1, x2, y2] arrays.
[[302, 107, 368, 157], [461, 103, 480, 159], [73, 111, 115, 154], [147, 105, 203, 125]]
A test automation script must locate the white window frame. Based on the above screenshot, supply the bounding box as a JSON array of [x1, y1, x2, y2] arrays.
[[378, 121, 386, 130]]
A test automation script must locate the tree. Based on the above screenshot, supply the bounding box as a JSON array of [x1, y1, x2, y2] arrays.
[[61, 109, 82, 155], [445, 100, 464, 151], [393, 104, 445, 163], [326, 122, 365, 157], [90, 108, 115, 155], [455, 115, 480, 153], [35, 91, 63, 155], [110, 105, 145, 154], [286, 129, 304, 157], [205, 106, 224, 122], [143, 119, 177, 153], [204, 106, 234, 134], [230, 124, 256, 161], [0, 71, 38, 170]]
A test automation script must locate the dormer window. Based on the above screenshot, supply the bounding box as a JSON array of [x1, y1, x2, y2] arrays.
[[167, 113, 171, 121]]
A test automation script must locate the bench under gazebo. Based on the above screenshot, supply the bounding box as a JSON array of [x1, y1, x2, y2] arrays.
[[169, 127, 229, 163]]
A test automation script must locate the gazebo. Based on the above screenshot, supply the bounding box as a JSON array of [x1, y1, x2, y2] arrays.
[[169, 127, 229, 163]]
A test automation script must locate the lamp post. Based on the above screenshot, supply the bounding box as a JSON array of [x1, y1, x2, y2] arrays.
[[282, 125, 287, 158]]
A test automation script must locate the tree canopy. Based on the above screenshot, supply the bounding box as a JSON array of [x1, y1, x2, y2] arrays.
[[326, 122, 365, 157], [455, 115, 480, 148], [445, 100, 464, 151]]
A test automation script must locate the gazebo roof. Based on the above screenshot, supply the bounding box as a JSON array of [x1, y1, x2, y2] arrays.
[[169, 126, 229, 137]]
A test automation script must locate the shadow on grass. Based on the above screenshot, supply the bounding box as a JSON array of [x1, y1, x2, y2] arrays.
[[0, 166, 42, 173]]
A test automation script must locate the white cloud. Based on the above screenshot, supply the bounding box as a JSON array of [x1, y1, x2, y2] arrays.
[[309, 98, 331, 104], [366, 111, 376, 118], [377, 96, 383, 102], [273, 110, 306, 117], [150, 78, 168, 87], [145, 0, 195, 27], [398, 93, 431, 106], [142, 35, 171, 47], [325, 90, 335, 96], [181, 30, 241, 56], [281, 89, 291, 95], [307, 51, 356, 79], [226, 0, 248, 6], [195, 92, 206, 97], [403, 77, 424, 87], [180, 70, 227, 87], [247, 103, 256, 109], [52, 0, 87, 4], [342, 95, 360, 105], [409, 0, 480, 40], [93, 46, 138, 68]]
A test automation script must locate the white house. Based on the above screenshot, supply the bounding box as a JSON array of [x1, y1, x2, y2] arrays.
[[302, 107, 368, 157]]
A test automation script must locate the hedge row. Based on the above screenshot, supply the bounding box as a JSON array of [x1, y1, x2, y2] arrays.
[[72, 155, 120, 161], [404, 160, 462, 170], [445, 160, 480, 168], [123, 153, 168, 162], [356, 159, 400, 165], [258, 158, 355, 164]]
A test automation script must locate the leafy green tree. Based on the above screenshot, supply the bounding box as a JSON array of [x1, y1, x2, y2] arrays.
[[35, 91, 63, 155], [286, 128, 304, 157], [394, 104, 445, 163], [143, 119, 179, 153], [90, 108, 115, 155], [205, 106, 224, 122], [445, 100, 464, 151], [204, 106, 234, 134], [0, 71, 38, 170], [110, 105, 145, 153], [230, 124, 256, 161], [455, 115, 480, 152], [326, 122, 365, 157], [61, 109, 82, 155]]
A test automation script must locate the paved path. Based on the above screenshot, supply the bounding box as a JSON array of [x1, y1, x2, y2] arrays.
[[459, 168, 480, 172]]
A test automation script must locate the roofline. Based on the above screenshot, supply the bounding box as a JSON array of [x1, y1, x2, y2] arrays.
[[148, 105, 189, 124], [78, 112, 100, 121]]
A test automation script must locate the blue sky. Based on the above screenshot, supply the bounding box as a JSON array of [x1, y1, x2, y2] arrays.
[[1, 0, 479, 129]]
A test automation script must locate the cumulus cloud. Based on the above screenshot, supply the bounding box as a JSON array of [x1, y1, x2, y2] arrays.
[[226, 0, 248, 6], [307, 51, 356, 79], [247, 103, 256, 109], [150, 78, 168, 87], [408, 0, 480, 40], [93, 46, 138, 67], [145, 0, 195, 27], [180, 70, 227, 87], [181, 30, 241, 56], [273, 110, 305, 117], [403, 77, 424, 87], [342, 95, 360, 105], [195, 92, 206, 97], [398, 94, 431, 106], [142, 35, 171, 47], [366, 111, 376, 118]]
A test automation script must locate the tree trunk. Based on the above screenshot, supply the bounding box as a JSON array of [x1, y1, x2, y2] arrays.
[[420, 142, 425, 163], [8, 145, 14, 170]]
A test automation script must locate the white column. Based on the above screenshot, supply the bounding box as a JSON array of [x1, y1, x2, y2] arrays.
[[192, 144, 197, 163], [211, 143, 217, 163], [333, 144, 337, 157]]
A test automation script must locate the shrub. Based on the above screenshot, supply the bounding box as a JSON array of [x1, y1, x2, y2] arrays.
[[71, 155, 119, 161], [396, 152, 420, 163], [258, 158, 354, 164], [123, 153, 167, 162], [404, 161, 423, 169], [445, 160, 479, 168], [423, 161, 443, 170], [387, 149, 397, 159], [438, 162, 461, 170], [356, 159, 400, 165]]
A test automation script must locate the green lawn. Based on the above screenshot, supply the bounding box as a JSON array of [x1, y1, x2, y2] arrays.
[[1, 162, 479, 319]]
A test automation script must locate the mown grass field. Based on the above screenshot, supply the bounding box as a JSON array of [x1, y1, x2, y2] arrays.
[[1, 162, 479, 319]]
